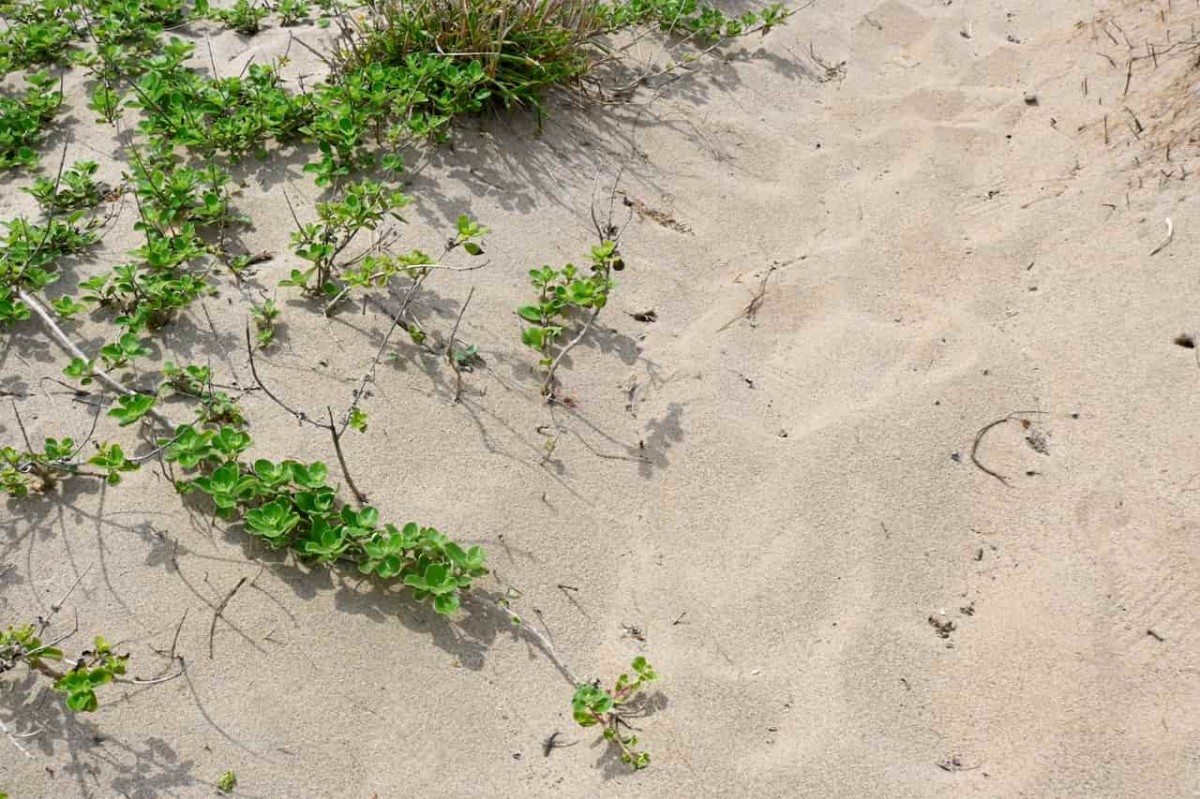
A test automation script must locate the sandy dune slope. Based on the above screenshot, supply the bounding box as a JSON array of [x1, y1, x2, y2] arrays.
[[2, 0, 1199, 796]]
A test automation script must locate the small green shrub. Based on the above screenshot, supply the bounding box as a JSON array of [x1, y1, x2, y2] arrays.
[[211, 0, 270, 33], [23, 160, 103, 212], [0, 625, 129, 712], [163, 423, 488, 616], [573, 656, 659, 769], [1, 437, 138, 496], [0, 213, 102, 326], [0, 70, 64, 170]]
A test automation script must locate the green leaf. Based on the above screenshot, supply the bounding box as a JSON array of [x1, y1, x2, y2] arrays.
[[65, 689, 97, 712], [216, 770, 237, 793], [108, 394, 157, 426], [432, 592, 460, 615], [516, 305, 543, 323]]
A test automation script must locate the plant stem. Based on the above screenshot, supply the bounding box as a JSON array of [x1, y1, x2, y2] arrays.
[[326, 406, 367, 504], [446, 285, 474, 403], [541, 304, 601, 396]]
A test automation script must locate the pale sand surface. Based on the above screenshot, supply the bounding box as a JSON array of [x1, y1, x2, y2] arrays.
[[3, 0, 1200, 796]]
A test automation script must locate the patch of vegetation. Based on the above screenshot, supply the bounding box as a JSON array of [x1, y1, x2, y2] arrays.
[[281, 180, 486, 312], [0, 0, 790, 777], [0, 213, 102, 326], [1, 437, 138, 496], [158, 423, 488, 616], [518, 240, 620, 393], [573, 656, 659, 769], [23, 160, 104, 213], [216, 769, 237, 793], [0, 0, 79, 72], [337, 0, 792, 114], [0, 71, 64, 171], [0, 626, 130, 712], [131, 42, 310, 159], [161, 361, 248, 427], [209, 0, 269, 34]]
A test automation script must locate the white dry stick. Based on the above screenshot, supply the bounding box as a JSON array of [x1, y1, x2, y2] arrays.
[[468, 593, 579, 686], [17, 289, 174, 427], [1150, 217, 1174, 255]]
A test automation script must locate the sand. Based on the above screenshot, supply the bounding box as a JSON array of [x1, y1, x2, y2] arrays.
[[2, 0, 1200, 796]]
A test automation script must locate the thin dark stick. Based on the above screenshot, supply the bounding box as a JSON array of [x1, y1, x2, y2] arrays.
[[337, 261, 440, 436], [543, 306, 601, 397], [326, 406, 366, 504], [66, 403, 102, 460], [719, 263, 780, 332], [10, 399, 32, 454], [446, 286, 475, 403], [41, 566, 92, 631], [244, 327, 320, 427], [209, 576, 247, 659], [244, 330, 367, 504], [969, 411, 1049, 487], [153, 608, 188, 675], [971, 417, 1014, 486]]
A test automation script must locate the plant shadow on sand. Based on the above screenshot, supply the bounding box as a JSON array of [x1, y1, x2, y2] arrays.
[[0, 673, 200, 798], [396, 33, 817, 230]]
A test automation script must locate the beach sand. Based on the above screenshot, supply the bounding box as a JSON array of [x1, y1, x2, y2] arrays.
[[2, 0, 1199, 796]]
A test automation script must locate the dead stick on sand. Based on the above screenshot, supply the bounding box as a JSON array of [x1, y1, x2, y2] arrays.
[[1150, 217, 1174, 255], [467, 593, 579, 686], [718, 262, 784, 332], [970, 417, 1015, 486], [209, 576, 247, 659], [446, 286, 475, 403], [970, 411, 1048, 487], [19, 289, 173, 427]]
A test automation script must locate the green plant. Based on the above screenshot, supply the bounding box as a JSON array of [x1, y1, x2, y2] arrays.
[[51, 636, 129, 711], [79, 246, 214, 333], [1, 625, 130, 713], [212, 0, 269, 34], [336, 0, 792, 125], [573, 656, 659, 769], [96, 331, 151, 370], [108, 392, 158, 426], [0, 0, 79, 74], [160, 361, 247, 427], [337, 0, 600, 114], [283, 179, 413, 298], [89, 441, 140, 483], [250, 298, 280, 348], [216, 770, 237, 793], [517, 240, 619, 392], [600, 0, 790, 41], [0, 435, 139, 496], [274, 0, 310, 24], [52, 294, 88, 318], [347, 407, 368, 433], [131, 43, 310, 161], [23, 160, 102, 212], [0, 213, 102, 326], [0, 70, 64, 170], [164, 422, 487, 615]]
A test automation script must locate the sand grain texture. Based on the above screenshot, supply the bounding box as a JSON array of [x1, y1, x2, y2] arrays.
[[2, 0, 1200, 796]]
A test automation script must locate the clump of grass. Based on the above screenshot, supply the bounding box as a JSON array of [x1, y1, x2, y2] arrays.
[[336, 0, 604, 110], [334, 0, 791, 117]]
